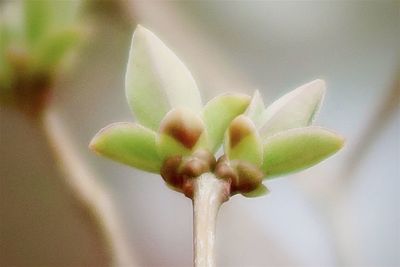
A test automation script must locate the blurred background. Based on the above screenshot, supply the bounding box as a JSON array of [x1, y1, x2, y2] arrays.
[[1, 1, 399, 266]]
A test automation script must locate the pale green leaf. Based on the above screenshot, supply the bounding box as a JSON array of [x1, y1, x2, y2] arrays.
[[24, 0, 51, 45], [203, 93, 250, 152], [23, 0, 80, 46], [89, 122, 161, 173], [225, 115, 263, 166], [260, 79, 326, 137], [125, 25, 202, 130], [158, 108, 207, 160], [261, 126, 344, 178], [245, 90, 266, 129], [242, 184, 269, 198]]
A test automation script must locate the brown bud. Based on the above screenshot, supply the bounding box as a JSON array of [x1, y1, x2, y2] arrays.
[[193, 149, 216, 170], [159, 108, 204, 149], [182, 179, 195, 198], [235, 161, 264, 193], [5, 49, 53, 117], [160, 155, 184, 187], [180, 158, 209, 178], [228, 115, 253, 148], [215, 162, 238, 185], [216, 155, 228, 165]]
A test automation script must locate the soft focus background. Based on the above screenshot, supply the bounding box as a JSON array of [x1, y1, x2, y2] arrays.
[[1, 1, 399, 266]]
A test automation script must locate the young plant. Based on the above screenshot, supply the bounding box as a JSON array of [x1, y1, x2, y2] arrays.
[[0, 0, 82, 116], [90, 25, 344, 267], [1, 1, 132, 265]]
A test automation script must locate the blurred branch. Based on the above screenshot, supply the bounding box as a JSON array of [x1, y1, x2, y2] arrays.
[[40, 108, 136, 267], [339, 68, 400, 184], [310, 68, 400, 267]]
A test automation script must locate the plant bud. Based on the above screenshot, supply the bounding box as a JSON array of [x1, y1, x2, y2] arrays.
[[180, 158, 209, 178], [235, 161, 264, 193], [228, 115, 253, 148], [193, 149, 216, 170], [160, 155, 183, 188], [215, 161, 238, 184], [160, 108, 204, 149]]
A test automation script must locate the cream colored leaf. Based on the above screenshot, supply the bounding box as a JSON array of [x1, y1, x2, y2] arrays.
[[260, 79, 326, 137], [125, 25, 202, 130]]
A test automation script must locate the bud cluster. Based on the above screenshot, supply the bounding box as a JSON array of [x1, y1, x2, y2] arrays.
[[160, 150, 216, 197], [160, 149, 264, 198], [215, 156, 263, 195]]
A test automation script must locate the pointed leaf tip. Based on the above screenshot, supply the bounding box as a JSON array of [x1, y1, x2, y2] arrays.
[[203, 93, 251, 152], [125, 25, 202, 130], [261, 126, 344, 178], [90, 122, 161, 173], [260, 79, 326, 137], [245, 90, 266, 129]]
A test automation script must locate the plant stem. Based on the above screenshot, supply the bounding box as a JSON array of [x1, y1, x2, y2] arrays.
[[39, 108, 135, 266], [192, 173, 230, 267]]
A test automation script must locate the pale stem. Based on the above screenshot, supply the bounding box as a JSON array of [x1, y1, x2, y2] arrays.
[[192, 173, 230, 267]]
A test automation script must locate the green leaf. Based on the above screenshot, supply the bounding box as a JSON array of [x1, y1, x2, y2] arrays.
[[203, 93, 250, 152], [158, 108, 207, 160], [242, 184, 269, 198], [32, 28, 80, 72], [125, 25, 202, 131], [245, 90, 266, 129], [261, 126, 344, 178], [225, 115, 263, 166], [89, 122, 162, 173], [24, 0, 51, 45], [158, 134, 192, 160], [260, 79, 326, 137], [23, 0, 80, 46]]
